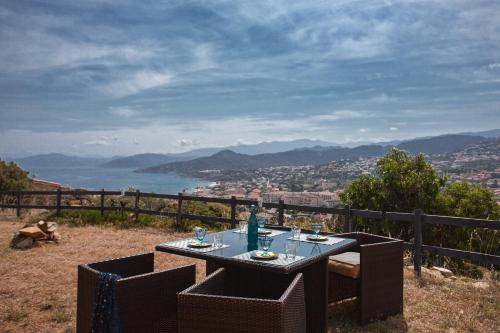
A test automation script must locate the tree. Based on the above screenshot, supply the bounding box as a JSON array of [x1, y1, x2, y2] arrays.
[[438, 182, 499, 220], [340, 149, 446, 239], [340, 149, 499, 273], [340, 149, 498, 239], [340, 149, 446, 213], [0, 160, 31, 192]]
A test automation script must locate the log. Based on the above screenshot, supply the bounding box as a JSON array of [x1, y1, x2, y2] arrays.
[[19, 226, 47, 239], [37, 221, 48, 233]]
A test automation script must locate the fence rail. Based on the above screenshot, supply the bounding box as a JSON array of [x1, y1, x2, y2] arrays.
[[1, 189, 499, 273]]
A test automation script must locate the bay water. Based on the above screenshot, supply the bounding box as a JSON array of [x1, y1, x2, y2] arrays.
[[24, 166, 210, 193]]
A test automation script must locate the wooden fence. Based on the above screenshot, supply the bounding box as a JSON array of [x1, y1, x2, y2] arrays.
[[0, 189, 499, 275]]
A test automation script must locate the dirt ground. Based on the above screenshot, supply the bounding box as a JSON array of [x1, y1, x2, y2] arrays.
[[0, 217, 498, 333]]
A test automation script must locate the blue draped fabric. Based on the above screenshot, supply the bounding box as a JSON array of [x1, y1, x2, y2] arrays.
[[91, 272, 122, 333]]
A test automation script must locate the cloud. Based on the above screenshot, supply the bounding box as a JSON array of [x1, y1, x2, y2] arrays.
[[359, 128, 369, 133], [108, 107, 140, 118], [1, 0, 500, 155], [84, 139, 111, 146], [390, 127, 399, 131], [177, 139, 195, 147], [101, 70, 172, 97], [83, 135, 118, 146], [310, 111, 366, 122]]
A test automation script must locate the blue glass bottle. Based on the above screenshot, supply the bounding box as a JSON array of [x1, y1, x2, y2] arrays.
[[247, 205, 258, 251]]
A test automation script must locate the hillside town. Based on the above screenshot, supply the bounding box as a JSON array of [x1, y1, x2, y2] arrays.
[[193, 139, 500, 206]]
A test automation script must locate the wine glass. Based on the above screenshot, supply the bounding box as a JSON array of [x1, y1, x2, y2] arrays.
[[194, 227, 207, 244], [258, 236, 274, 256], [311, 223, 322, 239]]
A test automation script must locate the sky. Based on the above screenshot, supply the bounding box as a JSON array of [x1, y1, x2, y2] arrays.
[[1, 0, 500, 157]]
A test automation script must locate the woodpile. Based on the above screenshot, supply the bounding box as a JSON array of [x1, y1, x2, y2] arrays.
[[10, 221, 61, 249]]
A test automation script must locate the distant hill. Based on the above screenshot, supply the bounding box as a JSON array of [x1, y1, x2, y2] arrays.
[[15, 153, 109, 169], [101, 153, 191, 168], [397, 134, 486, 155], [182, 139, 335, 156], [103, 139, 335, 168], [138, 134, 492, 176], [460, 128, 500, 138], [138, 145, 389, 175]]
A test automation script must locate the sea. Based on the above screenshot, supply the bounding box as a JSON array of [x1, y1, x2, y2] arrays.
[[24, 166, 210, 194]]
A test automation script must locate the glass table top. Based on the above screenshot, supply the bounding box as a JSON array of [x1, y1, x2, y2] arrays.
[[156, 228, 356, 268]]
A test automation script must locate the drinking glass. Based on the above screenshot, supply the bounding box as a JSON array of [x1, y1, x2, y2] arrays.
[[239, 221, 247, 233], [193, 227, 207, 243], [311, 223, 322, 238], [258, 219, 266, 229], [258, 236, 274, 256], [213, 233, 223, 248], [292, 226, 301, 239], [285, 240, 298, 260]]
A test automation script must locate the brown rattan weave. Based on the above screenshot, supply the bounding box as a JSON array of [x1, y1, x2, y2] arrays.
[[178, 267, 306, 333], [76, 252, 196, 333], [327, 232, 403, 324]]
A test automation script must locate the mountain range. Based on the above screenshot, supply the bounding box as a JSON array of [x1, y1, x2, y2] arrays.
[[9, 129, 499, 173], [100, 139, 335, 168], [138, 134, 491, 176], [14, 153, 111, 169]]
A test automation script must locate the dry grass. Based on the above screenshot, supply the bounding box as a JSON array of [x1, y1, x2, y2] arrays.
[[0, 215, 498, 333]]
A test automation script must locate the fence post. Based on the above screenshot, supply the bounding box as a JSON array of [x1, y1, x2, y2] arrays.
[[176, 193, 183, 231], [278, 199, 285, 226], [344, 205, 352, 232], [56, 188, 62, 216], [16, 190, 21, 218], [100, 189, 105, 216], [134, 190, 140, 223], [414, 209, 423, 277], [230, 196, 237, 229]]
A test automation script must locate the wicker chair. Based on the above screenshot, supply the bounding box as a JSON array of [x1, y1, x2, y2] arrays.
[[178, 267, 306, 333], [328, 232, 403, 324], [77, 252, 196, 333]]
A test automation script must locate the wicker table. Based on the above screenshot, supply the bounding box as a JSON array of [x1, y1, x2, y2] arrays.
[[156, 227, 356, 333]]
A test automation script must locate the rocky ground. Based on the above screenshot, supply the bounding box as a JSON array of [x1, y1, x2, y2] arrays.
[[0, 213, 498, 333]]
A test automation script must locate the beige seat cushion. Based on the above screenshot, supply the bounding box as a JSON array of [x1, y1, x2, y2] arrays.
[[328, 252, 360, 279]]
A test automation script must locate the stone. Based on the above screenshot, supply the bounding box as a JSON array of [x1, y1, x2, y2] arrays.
[[10, 234, 34, 249], [431, 266, 453, 277], [450, 275, 457, 281]]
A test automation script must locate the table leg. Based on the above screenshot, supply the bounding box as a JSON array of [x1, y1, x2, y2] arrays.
[[301, 258, 328, 333]]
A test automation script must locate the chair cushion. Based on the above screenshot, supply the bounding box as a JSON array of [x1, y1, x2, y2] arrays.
[[328, 252, 360, 279]]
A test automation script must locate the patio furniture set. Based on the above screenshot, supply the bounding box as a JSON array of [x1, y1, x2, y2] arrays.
[[77, 225, 403, 333]]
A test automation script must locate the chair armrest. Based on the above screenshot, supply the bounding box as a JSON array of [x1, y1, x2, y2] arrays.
[[178, 268, 285, 332], [88, 252, 154, 277], [77, 264, 99, 333], [359, 232, 398, 245], [117, 264, 196, 332], [279, 273, 306, 333], [182, 267, 225, 296], [360, 240, 403, 323]]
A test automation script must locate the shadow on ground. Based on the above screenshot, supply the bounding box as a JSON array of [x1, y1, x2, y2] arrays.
[[328, 299, 408, 333]]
